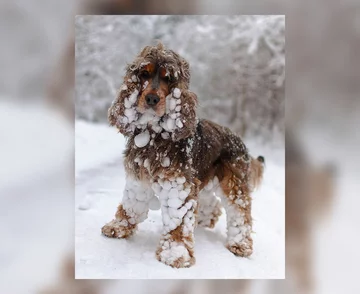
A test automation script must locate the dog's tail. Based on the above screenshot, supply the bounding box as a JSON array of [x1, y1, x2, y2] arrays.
[[224, 155, 265, 192], [249, 155, 265, 191]]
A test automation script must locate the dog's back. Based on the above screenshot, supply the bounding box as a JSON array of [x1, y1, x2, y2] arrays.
[[191, 119, 261, 187]]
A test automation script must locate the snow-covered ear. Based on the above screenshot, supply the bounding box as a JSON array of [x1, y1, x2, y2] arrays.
[[108, 74, 140, 136], [171, 89, 198, 141]]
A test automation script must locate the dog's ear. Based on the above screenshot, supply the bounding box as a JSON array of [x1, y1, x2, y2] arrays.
[[108, 76, 140, 136], [171, 90, 198, 141], [179, 57, 190, 89], [139, 46, 152, 58]]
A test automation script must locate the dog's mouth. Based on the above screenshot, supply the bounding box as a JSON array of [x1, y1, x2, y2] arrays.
[[136, 108, 160, 123]]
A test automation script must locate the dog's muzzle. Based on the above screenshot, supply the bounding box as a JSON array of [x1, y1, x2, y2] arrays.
[[145, 94, 160, 106]]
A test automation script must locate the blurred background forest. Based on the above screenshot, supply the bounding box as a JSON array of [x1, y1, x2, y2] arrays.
[[75, 15, 285, 142]]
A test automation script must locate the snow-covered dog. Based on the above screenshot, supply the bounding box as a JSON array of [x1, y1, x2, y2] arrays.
[[102, 42, 265, 268]]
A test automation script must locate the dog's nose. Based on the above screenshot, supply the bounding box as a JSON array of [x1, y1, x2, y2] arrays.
[[145, 94, 160, 106]]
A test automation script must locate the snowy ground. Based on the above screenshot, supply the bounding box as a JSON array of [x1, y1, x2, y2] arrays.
[[75, 120, 285, 279]]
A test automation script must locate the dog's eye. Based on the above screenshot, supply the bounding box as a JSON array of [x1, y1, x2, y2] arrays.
[[164, 75, 174, 83], [141, 71, 150, 79]]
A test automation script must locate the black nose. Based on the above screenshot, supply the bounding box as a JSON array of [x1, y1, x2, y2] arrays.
[[145, 94, 160, 106], [257, 155, 265, 163]]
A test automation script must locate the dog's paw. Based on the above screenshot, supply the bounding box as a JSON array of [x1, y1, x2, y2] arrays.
[[156, 241, 195, 268], [226, 238, 253, 257], [101, 219, 135, 239]]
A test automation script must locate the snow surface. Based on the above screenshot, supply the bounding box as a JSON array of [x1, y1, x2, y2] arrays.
[[75, 120, 285, 279]]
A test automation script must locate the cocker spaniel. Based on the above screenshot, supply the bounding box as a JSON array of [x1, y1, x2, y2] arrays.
[[101, 42, 265, 268]]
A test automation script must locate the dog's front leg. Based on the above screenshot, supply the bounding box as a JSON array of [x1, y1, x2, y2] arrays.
[[152, 176, 198, 268], [102, 178, 154, 239]]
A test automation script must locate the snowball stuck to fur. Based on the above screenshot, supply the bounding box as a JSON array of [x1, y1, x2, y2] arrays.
[[169, 98, 177, 111], [161, 132, 170, 139], [168, 198, 183, 209], [176, 177, 186, 184], [124, 98, 132, 109], [173, 88, 181, 98], [166, 118, 175, 131], [149, 196, 161, 210], [176, 118, 183, 128], [142, 80, 149, 90], [151, 182, 162, 194], [134, 130, 150, 148], [161, 157, 171, 167], [129, 89, 139, 104]]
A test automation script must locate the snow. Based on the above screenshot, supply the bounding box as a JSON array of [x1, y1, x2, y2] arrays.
[[75, 120, 126, 175], [75, 120, 285, 279]]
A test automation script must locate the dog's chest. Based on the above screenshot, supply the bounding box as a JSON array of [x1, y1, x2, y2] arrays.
[[124, 137, 191, 180]]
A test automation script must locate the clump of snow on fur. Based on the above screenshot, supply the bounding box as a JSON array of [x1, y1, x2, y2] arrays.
[[129, 90, 138, 104], [215, 181, 251, 248], [161, 132, 170, 140], [176, 118, 183, 128], [149, 196, 161, 210], [197, 177, 222, 228], [134, 157, 143, 166], [152, 178, 195, 236], [161, 156, 170, 167], [158, 241, 191, 267], [116, 84, 187, 140], [160, 90, 183, 135], [142, 80, 149, 90], [131, 75, 138, 82], [134, 130, 150, 148], [121, 178, 154, 224], [185, 137, 194, 156], [173, 88, 181, 98]]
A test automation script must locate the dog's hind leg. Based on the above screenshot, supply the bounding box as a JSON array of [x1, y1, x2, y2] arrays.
[[216, 158, 253, 257], [101, 178, 154, 239], [197, 177, 222, 229]]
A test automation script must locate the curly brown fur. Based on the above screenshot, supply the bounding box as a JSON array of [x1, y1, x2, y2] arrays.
[[102, 43, 265, 268]]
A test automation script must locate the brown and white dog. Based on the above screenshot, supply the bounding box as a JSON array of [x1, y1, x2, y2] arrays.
[[101, 42, 265, 268]]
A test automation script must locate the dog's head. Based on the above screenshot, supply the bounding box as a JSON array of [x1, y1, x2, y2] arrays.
[[109, 42, 197, 141]]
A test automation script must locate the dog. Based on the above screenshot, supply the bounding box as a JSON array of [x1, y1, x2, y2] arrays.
[[101, 42, 265, 268]]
